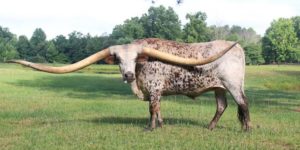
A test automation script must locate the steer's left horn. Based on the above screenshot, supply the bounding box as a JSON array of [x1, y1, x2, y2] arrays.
[[8, 49, 110, 74], [141, 42, 238, 66]]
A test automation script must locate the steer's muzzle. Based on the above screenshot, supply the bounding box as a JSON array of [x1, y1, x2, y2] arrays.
[[124, 71, 135, 83]]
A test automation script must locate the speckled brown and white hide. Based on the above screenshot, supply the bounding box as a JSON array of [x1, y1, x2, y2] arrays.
[[118, 38, 250, 131]]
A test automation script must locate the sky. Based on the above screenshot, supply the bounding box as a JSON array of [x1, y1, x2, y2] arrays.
[[0, 0, 299, 39]]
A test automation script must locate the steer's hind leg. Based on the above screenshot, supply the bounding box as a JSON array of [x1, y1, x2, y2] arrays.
[[208, 88, 227, 130], [236, 92, 251, 131], [223, 83, 251, 131]]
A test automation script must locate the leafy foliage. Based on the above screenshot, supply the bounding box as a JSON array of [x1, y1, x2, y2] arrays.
[[210, 25, 261, 46], [45, 41, 60, 63], [111, 17, 144, 44], [16, 35, 31, 59], [183, 12, 211, 43], [244, 44, 264, 65], [51, 35, 69, 63], [291, 16, 300, 62], [141, 6, 182, 40], [29, 28, 48, 62], [0, 38, 19, 62], [262, 18, 298, 63], [292, 16, 300, 39], [0, 26, 19, 62]]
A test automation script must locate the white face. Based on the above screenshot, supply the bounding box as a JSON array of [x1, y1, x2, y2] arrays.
[[109, 44, 142, 83]]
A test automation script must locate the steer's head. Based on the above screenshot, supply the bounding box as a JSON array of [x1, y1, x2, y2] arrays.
[[105, 44, 147, 83]]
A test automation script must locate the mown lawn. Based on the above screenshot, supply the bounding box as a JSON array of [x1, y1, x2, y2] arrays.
[[0, 64, 299, 150]]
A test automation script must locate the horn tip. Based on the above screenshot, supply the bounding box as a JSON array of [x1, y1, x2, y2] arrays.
[[6, 59, 18, 63], [6, 60, 31, 67]]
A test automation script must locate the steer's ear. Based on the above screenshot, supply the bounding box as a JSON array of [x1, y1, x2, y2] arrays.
[[137, 54, 149, 63], [104, 55, 115, 64]]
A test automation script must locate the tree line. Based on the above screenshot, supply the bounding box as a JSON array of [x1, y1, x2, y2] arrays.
[[0, 6, 299, 64]]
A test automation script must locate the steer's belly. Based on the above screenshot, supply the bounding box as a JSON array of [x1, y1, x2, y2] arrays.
[[162, 80, 225, 99]]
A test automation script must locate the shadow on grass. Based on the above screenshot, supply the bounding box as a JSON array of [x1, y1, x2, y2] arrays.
[[275, 70, 300, 76], [11, 75, 133, 100], [86, 116, 208, 127], [37, 116, 210, 129], [245, 88, 300, 107]]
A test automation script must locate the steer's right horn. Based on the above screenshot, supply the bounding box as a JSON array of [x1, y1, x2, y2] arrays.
[[141, 42, 238, 66], [8, 49, 110, 74]]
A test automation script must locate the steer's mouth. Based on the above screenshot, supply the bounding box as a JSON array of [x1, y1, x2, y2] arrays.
[[123, 76, 135, 84], [123, 78, 135, 84]]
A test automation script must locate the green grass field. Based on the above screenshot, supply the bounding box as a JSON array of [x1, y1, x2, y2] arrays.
[[0, 64, 299, 150]]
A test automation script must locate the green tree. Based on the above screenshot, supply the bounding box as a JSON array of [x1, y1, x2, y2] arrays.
[[244, 44, 264, 65], [0, 38, 19, 62], [140, 6, 182, 40], [210, 25, 260, 46], [210, 25, 230, 40], [230, 25, 242, 34], [0, 26, 19, 62], [291, 16, 300, 62], [226, 33, 239, 42], [46, 41, 61, 63], [52, 35, 70, 63], [292, 16, 300, 39], [0, 26, 15, 42], [16, 35, 31, 59], [67, 31, 88, 63], [85, 36, 109, 52], [241, 28, 261, 46], [29, 28, 47, 62], [111, 17, 144, 44], [183, 12, 211, 43], [52, 33, 113, 64], [262, 18, 298, 63]]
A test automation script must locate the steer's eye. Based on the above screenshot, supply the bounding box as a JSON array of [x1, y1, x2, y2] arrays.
[[115, 58, 120, 64], [113, 54, 120, 64]]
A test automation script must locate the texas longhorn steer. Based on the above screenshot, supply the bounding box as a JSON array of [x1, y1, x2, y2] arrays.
[[9, 38, 251, 131]]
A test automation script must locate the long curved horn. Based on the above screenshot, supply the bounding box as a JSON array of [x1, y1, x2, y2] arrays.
[[141, 42, 238, 66], [8, 49, 110, 74]]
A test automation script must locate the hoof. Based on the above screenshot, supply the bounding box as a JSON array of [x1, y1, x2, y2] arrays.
[[208, 126, 215, 131], [242, 126, 252, 132], [144, 127, 154, 132], [158, 121, 163, 128], [242, 123, 252, 132], [208, 123, 216, 130]]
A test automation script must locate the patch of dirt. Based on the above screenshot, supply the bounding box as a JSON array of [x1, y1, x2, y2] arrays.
[[19, 118, 34, 126], [295, 108, 300, 112], [10, 118, 34, 126], [262, 140, 295, 150]]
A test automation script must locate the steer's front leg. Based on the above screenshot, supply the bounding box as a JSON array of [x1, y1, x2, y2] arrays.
[[147, 92, 163, 131]]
